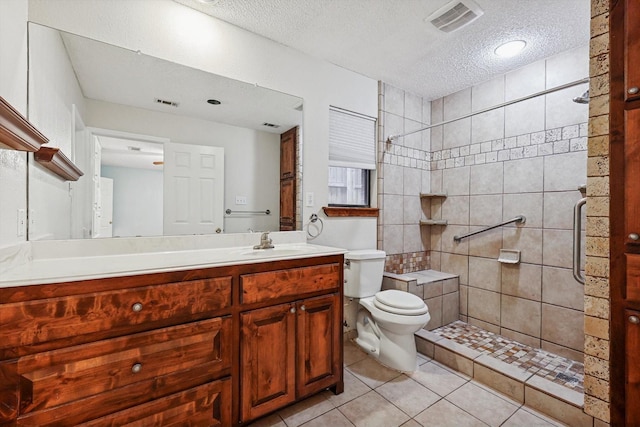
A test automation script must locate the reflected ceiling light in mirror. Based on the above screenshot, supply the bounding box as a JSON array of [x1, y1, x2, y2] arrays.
[[494, 40, 527, 58]]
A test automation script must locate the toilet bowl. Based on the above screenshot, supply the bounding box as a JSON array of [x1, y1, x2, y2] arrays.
[[344, 250, 430, 372]]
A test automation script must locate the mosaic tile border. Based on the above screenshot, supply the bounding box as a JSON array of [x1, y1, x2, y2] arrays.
[[384, 251, 430, 274], [432, 321, 584, 394]]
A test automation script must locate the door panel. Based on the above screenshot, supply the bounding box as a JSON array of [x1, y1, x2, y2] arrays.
[[164, 142, 224, 235]]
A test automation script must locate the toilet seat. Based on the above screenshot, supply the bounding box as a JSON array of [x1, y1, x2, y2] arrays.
[[373, 290, 429, 316]]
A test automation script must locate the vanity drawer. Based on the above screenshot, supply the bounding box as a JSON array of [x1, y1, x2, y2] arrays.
[[15, 317, 231, 425], [0, 276, 232, 349], [77, 379, 231, 427], [240, 263, 341, 304]]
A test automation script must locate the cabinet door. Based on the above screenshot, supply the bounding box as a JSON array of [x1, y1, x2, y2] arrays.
[[240, 303, 296, 422], [627, 310, 640, 426], [626, 109, 640, 249], [296, 293, 342, 398], [626, 0, 640, 102]]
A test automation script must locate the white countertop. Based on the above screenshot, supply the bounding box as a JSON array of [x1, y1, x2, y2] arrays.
[[0, 232, 346, 288]]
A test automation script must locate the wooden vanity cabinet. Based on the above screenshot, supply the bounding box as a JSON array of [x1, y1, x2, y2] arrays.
[[0, 254, 344, 426]]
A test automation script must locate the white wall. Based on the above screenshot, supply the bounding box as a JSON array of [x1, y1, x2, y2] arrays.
[[0, 0, 28, 248], [27, 23, 87, 240], [86, 99, 281, 233], [28, 0, 379, 250], [101, 165, 163, 237]]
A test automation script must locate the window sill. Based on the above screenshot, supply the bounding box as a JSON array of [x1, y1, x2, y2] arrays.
[[322, 207, 379, 217]]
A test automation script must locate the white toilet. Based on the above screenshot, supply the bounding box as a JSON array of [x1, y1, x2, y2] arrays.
[[344, 250, 430, 372]]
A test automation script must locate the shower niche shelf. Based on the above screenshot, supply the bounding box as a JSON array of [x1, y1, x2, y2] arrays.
[[419, 192, 447, 226]]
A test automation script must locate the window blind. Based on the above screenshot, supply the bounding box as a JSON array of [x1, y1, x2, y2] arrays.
[[328, 107, 376, 170]]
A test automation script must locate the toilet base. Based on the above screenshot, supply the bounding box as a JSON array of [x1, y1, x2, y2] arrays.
[[355, 308, 423, 372]]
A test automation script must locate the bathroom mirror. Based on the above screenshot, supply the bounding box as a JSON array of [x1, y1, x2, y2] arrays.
[[27, 23, 303, 240]]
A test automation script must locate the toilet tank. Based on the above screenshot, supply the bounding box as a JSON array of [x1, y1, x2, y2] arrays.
[[343, 250, 386, 298]]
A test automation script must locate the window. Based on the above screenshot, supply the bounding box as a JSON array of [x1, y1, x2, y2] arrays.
[[328, 107, 376, 207]]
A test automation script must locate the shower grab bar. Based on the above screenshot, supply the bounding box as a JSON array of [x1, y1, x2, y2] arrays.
[[573, 198, 587, 284], [225, 209, 271, 215], [453, 215, 526, 242], [386, 77, 590, 143]]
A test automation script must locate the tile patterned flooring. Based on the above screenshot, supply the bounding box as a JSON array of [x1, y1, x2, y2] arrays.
[[247, 340, 569, 427], [432, 321, 584, 394]]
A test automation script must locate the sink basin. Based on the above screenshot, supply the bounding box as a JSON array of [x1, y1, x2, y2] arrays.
[[237, 245, 315, 257]]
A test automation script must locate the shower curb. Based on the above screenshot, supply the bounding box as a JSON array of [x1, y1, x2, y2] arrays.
[[415, 329, 594, 426]]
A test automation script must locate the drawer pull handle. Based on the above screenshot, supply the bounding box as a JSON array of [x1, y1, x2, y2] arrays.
[[629, 87, 639, 95], [630, 316, 640, 325], [290, 307, 296, 314], [132, 302, 143, 312], [300, 305, 306, 311], [131, 363, 143, 374], [630, 233, 639, 241]]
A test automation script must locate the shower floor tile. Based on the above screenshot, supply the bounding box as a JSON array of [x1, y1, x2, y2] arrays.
[[430, 321, 584, 394]]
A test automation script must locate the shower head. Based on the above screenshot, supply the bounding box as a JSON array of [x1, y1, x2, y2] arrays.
[[572, 89, 590, 104]]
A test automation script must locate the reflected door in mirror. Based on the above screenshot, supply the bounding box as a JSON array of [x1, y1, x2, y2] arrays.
[[280, 128, 297, 231]]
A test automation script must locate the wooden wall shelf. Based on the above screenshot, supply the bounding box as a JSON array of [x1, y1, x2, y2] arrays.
[[34, 147, 83, 181], [322, 207, 379, 217], [0, 96, 48, 152]]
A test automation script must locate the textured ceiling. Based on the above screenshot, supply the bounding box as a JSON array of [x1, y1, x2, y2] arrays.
[[173, 0, 591, 100]]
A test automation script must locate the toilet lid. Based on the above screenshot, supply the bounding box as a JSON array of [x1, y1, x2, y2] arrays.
[[373, 290, 429, 315]]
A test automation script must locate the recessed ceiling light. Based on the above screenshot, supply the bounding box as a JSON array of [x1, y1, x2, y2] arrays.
[[494, 40, 527, 58]]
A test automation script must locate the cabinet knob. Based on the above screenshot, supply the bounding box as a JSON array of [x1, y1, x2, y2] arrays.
[[630, 233, 640, 241], [290, 307, 296, 314], [132, 302, 143, 312], [300, 305, 306, 311], [131, 363, 143, 374], [629, 87, 639, 95], [630, 316, 640, 324]]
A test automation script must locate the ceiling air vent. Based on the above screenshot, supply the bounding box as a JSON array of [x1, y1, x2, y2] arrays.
[[262, 122, 281, 128], [426, 0, 484, 33], [154, 98, 179, 107]]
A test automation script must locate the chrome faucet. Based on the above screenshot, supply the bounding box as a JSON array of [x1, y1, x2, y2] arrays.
[[253, 232, 275, 250]]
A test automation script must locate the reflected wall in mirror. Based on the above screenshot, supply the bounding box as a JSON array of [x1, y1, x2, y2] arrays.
[[27, 23, 303, 240]]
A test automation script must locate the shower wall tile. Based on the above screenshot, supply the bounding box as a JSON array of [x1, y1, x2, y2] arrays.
[[442, 166, 470, 195], [405, 118, 424, 149], [432, 97, 444, 123], [383, 163, 404, 195], [546, 45, 590, 88], [384, 83, 404, 116], [502, 227, 543, 265], [471, 109, 505, 144], [542, 229, 574, 269], [384, 224, 403, 254], [421, 170, 431, 193], [468, 317, 501, 334], [384, 112, 404, 142], [543, 151, 588, 192], [403, 195, 422, 224], [503, 157, 544, 193], [405, 91, 423, 122], [403, 167, 422, 195], [404, 224, 424, 253], [442, 291, 460, 325], [425, 295, 443, 330], [543, 191, 582, 229], [546, 85, 590, 129], [468, 287, 501, 325], [505, 59, 546, 101], [501, 263, 542, 301], [443, 118, 471, 149], [431, 125, 443, 152], [503, 193, 543, 228], [444, 87, 472, 119], [472, 75, 505, 111], [440, 252, 469, 285], [441, 225, 469, 255], [541, 340, 584, 364], [501, 295, 541, 337], [441, 196, 470, 225], [430, 168, 443, 193], [542, 266, 585, 311], [469, 195, 503, 226], [505, 97, 546, 137], [468, 256, 501, 292], [383, 194, 404, 224], [422, 98, 432, 127], [459, 284, 468, 315], [541, 303, 584, 352], [469, 162, 504, 195], [468, 228, 503, 259], [499, 327, 541, 349]]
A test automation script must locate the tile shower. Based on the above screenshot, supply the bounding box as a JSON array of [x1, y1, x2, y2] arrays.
[[377, 45, 590, 364]]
